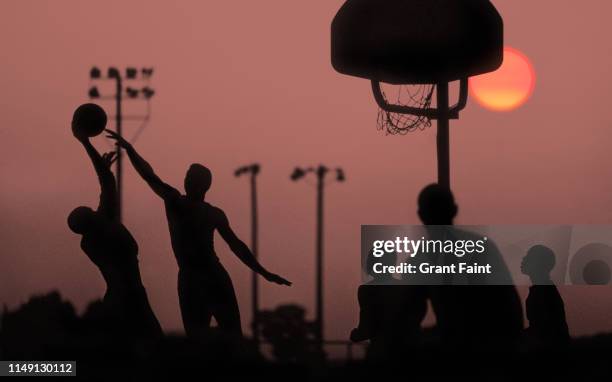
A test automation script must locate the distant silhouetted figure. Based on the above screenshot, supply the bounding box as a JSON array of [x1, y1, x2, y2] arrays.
[[351, 251, 427, 359], [521, 245, 570, 346], [418, 184, 523, 347], [106, 130, 291, 337], [68, 129, 162, 339]]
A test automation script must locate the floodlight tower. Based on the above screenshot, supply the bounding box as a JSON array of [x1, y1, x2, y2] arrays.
[[88, 66, 155, 221], [291, 165, 345, 349], [234, 163, 262, 348]]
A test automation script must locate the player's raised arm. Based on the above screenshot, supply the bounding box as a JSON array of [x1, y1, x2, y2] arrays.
[[105, 129, 179, 201], [73, 127, 118, 220], [216, 209, 291, 286]]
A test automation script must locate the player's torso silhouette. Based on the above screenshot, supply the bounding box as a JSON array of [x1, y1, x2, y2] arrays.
[[80, 216, 140, 290], [526, 285, 570, 345], [80, 214, 161, 337], [165, 195, 221, 270], [163, 194, 242, 336]]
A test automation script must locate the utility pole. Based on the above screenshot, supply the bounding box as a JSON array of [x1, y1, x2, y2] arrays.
[[88, 66, 155, 221], [115, 74, 123, 220], [291, 165, 345, 352], [235, 164, 261, 348], [315, 166, 325, 346]]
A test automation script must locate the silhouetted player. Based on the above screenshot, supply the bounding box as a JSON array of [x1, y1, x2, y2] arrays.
[[106, 130, 291, 337], [68, 129, 162, 339], [418, 184, 523, 347], [351, 250, 427, 358], [521, 245, 570, 346]]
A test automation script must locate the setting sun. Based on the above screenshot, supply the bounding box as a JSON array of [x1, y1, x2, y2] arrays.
[[470, 47, 535, 112]]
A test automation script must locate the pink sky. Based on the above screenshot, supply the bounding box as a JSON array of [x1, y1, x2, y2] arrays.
[[1, 0, 612, 339]]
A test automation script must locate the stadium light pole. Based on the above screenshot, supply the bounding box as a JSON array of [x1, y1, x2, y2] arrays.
[[88, 66, 155, 221], [235, 163, 261, 348], [291, 165, 345, 351]]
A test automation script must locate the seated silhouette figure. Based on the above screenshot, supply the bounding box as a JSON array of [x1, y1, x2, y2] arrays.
[[521, 245, 570, 346], [106, 130, 291, 338], [67, 128, 162, 339], [351, 250, 427, 359], [418, 184, 523, 347]]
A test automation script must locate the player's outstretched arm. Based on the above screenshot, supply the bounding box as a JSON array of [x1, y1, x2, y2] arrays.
[[105, 129, 179, 200], [217, 209, 291, 286], [73, 127, 118, 219]]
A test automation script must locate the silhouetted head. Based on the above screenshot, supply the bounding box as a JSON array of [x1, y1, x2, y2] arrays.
[[184, 164, 212, 199], [67, 206, 96, 235], [417, 184, 457, 225], [521, 245, 556, 282]]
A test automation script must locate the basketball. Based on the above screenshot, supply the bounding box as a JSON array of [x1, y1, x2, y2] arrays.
[[72, 103, 107, 137]]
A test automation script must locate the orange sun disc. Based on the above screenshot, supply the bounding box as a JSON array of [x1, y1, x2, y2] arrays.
[[469, 46, 536, 112]]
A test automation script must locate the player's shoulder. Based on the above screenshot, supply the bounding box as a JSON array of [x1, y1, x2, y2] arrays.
[[204, 202, 226, 218], [357, 284, 375, 302], [163, 189, 186, 208], [164, 186, 182, 201]]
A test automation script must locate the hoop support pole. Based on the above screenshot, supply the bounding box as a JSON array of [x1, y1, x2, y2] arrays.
[[437, 82, 450, 188]]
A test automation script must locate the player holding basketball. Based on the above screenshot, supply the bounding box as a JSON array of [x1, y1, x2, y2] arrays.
[[106, 130, 291, 337], [68, 123, 162, 339]]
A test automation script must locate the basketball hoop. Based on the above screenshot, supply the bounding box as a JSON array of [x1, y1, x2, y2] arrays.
[[376, 83, 435, 135], [331, 0, 504, 187]]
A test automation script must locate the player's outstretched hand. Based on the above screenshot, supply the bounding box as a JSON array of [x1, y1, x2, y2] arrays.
[[101, 151, 117, 168], [105, 129, 131, 149], [264, 272, 292, 286], [350, 328, 367, 343]]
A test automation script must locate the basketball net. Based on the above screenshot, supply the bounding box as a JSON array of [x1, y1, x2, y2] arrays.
[[377, 84, 435, 135]]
